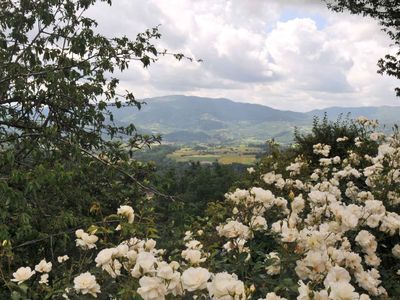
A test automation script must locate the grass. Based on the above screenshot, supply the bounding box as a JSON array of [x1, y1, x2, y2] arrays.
[[167, 145, 261, 165], [169, 154, 219, 163], [218, 155, 256, 165]]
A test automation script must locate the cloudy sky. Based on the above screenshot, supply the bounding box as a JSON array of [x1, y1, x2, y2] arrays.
[[89, 0, 399, 111]]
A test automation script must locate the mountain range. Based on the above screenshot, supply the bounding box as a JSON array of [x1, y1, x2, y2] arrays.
[[110, 95, 400, 144]]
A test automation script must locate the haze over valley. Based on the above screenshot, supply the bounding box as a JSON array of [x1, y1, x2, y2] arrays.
[[112, 95, 400, 145]]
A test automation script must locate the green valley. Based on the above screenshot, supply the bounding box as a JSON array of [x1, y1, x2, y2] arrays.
[[110, 95, 400, 145]]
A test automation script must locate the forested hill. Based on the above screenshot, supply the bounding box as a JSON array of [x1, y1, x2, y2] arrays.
[[110, 95, 400, 144]]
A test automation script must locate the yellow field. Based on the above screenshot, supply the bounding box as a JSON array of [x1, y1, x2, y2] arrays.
[[167, 145, 259, 165], [218, 155, 256, 165]]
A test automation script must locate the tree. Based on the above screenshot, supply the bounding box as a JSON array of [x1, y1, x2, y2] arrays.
[[0, 0, 185, 282], [324, 0, 400, 96], [0, 0, 190, 156]]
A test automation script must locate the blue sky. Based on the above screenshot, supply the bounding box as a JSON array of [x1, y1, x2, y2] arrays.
[[280, 9, 326, 29], [89, 0, 399, 111]]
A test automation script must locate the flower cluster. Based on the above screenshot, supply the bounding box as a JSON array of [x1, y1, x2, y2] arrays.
[[11, 258, 56, 291], [75, 229, 98, 250], [8, 118, 400, 299], [212, 120, 400, 299], [313, 143, 331, 157]]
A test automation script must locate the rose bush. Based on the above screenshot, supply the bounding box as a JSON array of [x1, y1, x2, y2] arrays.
[[3, 117, 400, 299]]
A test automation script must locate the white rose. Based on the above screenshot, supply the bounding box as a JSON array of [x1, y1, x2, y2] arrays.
[[73, 272, 101, 298], [275, 178, 286, 189], [217, 220, 250, 239], [364, 253, 381, 267], [291, 195, 305, 213], [370, 132, 381, 141], [247, 167, 255, 174], [181, 267, 210, 291], [95, 248, 117, 267], [250, 216, 267, 230], [392, 244, 400, 258], [260, 292, 287, 300], [157, 264, 174, 280], [310, 172, 319, 181], [271, 221, 282, 233], [207, 272, 245, 299], [157, 265, 182, 295], [11, 267, 35, 284], [265, 252, 280, 275], [262, 172, 276, 185], [323, 266, 351, 288], [185, 240, 203, 250], [183, 231, 193, 241], [103, 259, 122, 278], [169, 261, 180, 271], [328, 282, 359, 300], [117, 205, 135, 223], [75, 229, 98, 250], [355, 230, 377, 253], [35, 259, 52, 273], [57, 255, 69, 263], [126, 250, 138, 263], [298, 281, 310, 300], [39, 274, 49, 285], [144, 239, 156, 250], [336, 136, 348, 142], [111, 244, 126, 257], [137, 276, 167, 300], [250, 187, 275, 206], [131, 252, 157, 278], [181, 249, 205, 264]]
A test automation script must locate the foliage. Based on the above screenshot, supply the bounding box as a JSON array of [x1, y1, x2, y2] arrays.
[[0, 0, 188, 295], [293, 115, 378, 169], [2, 0, 400, 299], [131, 145, 179, 166], [4, 117, 400, 299], [153, 162, 244, 250], [0, 0, 169, 152]]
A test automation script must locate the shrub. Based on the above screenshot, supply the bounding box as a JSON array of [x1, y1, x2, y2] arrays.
[[4, 117, 400, 299]]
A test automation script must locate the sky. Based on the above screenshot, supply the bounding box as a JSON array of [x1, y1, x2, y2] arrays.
[[89, 0, 399, 112]]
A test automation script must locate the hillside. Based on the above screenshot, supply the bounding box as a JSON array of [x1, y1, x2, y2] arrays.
[[110, 95, 400, 144]]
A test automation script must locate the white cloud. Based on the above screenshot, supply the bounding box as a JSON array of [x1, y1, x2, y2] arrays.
[[265, 18, 354, 93], [88, 0, 399, 111]]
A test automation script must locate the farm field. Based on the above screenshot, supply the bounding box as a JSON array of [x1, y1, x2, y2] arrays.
[[166, 145, 261, 165]]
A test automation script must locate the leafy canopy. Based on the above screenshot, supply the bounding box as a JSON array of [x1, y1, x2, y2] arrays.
[[0, 0, 178, 155], [0, 0, 189, 278]]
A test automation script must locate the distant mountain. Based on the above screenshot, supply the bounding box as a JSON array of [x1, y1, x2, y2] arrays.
[[112, 95, 304, 124], [110, 95, 400, 144]]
